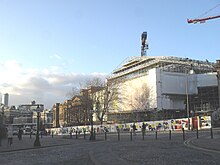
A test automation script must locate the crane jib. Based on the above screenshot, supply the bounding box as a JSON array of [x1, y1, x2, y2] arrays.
[[187, 15, 220, 24]]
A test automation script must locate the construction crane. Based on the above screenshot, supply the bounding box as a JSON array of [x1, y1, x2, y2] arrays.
[[187, 3, 220, 24], [187, 15, 220, 24], [141, 32, 148, 56]]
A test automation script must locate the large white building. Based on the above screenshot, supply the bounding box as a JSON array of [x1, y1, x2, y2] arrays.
[[107, 56, 218, 122]]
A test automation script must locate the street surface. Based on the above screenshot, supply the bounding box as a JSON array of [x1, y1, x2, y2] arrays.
[[0, 129, 220, 165]]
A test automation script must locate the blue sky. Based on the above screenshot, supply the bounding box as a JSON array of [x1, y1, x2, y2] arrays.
[[0, 0, 220, 108]]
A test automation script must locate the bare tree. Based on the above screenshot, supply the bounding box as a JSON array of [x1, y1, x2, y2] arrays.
[[85, 77, 105, 87], [93, 81, 120, 125], [132, 84, 151, 110], [66, 86, 80, 99], [66, 76, 105, 99]]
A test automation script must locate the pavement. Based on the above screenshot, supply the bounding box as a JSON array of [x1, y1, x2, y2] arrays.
[[0, 129, 220, 165], [0, 129, 220, 153], [184, 129, 220, 154], [0, 134, 74, 152]]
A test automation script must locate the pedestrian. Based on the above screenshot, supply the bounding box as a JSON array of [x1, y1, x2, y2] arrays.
[[8, 129, 13, 146], [142, 122, 146, 134], [83, 127, 86, 134], [132, 123, 136, 135], [76, 127, 80, 135], [40, 131, 43, 138], [18, 128, 23, 140], [149, 124, 152, 131]]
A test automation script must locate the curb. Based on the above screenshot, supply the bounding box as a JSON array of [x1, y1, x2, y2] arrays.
[[184, 136, 220, 154]]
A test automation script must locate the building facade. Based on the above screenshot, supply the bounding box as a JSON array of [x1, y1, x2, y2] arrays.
[[52, 86, 105, 127], [52, 103, 60, 128], [2, 93, 9, 107], [107, 56, 218, 122]]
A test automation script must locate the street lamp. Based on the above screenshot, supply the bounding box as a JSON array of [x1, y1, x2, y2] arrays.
[[34, 105, 41, 147], [90, 109, 95, 141], [186, 74, 190, 130], [186, 69, 194, 130]]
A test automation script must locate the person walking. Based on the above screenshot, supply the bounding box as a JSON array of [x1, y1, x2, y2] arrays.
[[7, 130, 13, 146], [18, 128, 23, 140], [132, 123, 137, 136], [7, 125, 13, 146], [142, 122, 146, 134]]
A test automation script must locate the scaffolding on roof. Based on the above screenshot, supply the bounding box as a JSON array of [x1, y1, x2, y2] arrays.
[[108, 56, 215, 80]]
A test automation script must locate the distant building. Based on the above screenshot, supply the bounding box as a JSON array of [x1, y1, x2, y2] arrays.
[[18, 100, 44, 112], [2, 93, 9, 107], [52, 86, 104, 127], [32, 109, 53, 129], [2, 101, 45, 126], [3, 106, 20, 124]]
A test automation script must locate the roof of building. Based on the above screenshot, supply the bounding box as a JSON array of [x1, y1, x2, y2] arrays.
[[108, 56, 215, 80]]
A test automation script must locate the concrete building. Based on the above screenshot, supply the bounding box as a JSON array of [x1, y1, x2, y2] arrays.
[[107, 56, 218, 122], [32, 109, 53, 129], [18, 100, 44, 112], [2, 93, 9, 107]]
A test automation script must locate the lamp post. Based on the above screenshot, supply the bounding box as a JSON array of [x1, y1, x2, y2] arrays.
[[186, 74, 190, 130], [34, 105, 41, 147], [43, 110, 46, 130], [186, 69, 195, 130], [90, 109, 94, 141]]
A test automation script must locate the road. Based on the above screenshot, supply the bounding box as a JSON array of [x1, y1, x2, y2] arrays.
[[0, 130, 219, 165]]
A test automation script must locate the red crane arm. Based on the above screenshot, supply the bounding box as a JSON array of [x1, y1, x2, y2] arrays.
[[187, 15, 220, 24]]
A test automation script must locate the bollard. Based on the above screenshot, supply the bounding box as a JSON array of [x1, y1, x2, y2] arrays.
[[105, 131, 107, 141], [70, 132, 72, 139], [52, 131, 54, 138], [169, 130, 171, 140], [155, 131, 157, 140], [142, 130, 145, 140], [182, 128, 185, 140], [130, 131, 132, 141], [196, 128, 199, 139], [94, 130, 96, 140], [76, 131, 78, 139], [118, 130, 120, 141], [211, 127, 213, 139]]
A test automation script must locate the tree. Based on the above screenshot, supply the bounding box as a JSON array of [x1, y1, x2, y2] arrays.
[[66, 86, 80, 99], [93, 81, 120, 125], [131, 84, 151, 111], [119, 81, 154, 122], [85, 77, 105, 87]]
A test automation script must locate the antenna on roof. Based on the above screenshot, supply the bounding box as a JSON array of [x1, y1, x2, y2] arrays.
[[141, 32, 148, 56]]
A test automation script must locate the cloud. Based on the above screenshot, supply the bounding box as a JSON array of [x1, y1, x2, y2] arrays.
[[50, 54, 62, 60], [0, 60, 107, 109]]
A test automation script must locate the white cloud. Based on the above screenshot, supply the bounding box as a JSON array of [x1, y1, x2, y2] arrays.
[[50, 53, 62, 60], [0, 60, 107, 109]]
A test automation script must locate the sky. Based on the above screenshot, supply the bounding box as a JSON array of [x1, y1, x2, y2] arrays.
[[0, 0, 220, 109]]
